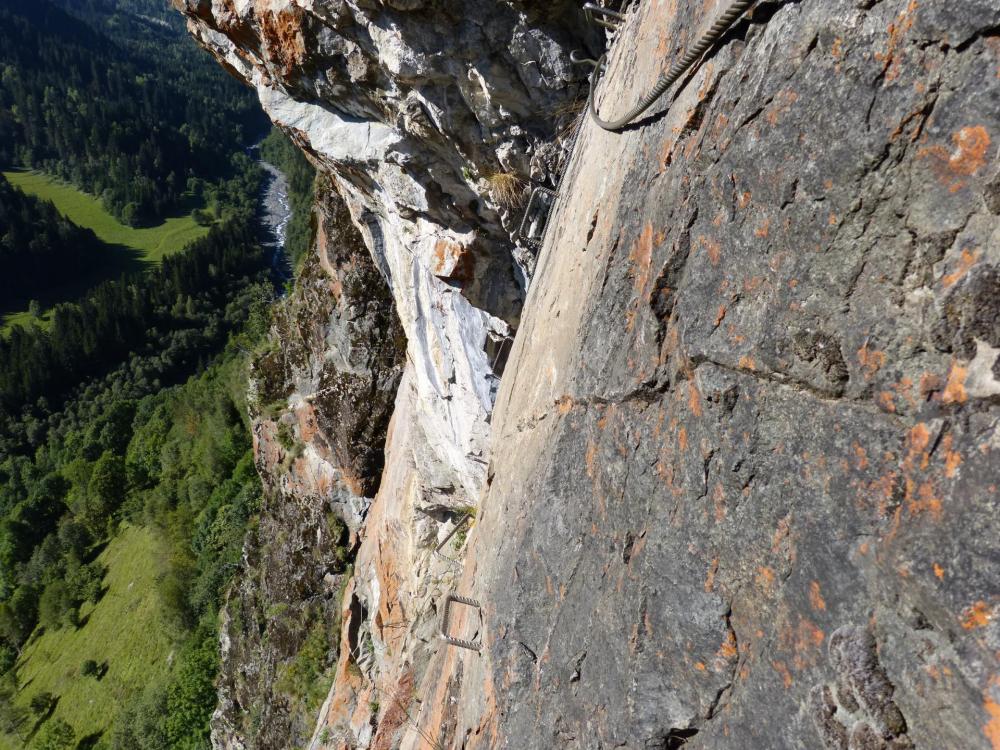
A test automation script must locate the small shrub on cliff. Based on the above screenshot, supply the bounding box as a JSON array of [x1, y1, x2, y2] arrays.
[[484, 171, 526, 208]]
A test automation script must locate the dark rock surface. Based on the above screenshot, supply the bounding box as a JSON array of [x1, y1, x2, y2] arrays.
[[454, 1, 1000, 748]]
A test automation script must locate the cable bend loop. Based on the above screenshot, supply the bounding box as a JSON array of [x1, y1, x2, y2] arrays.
[[589, 0, 756, 132]]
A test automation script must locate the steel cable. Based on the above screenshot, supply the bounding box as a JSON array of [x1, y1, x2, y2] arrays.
[[588, 0, 755, 131]]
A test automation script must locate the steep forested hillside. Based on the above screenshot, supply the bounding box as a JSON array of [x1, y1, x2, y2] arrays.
[[0, 2, 299, 747], [0, 0, 264, 226]]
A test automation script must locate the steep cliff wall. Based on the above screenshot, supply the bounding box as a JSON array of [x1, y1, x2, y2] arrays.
[[177, 1, 1000, 749]]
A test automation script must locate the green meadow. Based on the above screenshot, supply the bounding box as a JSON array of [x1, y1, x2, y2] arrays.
[[2, 170, 210, 333], [0, 526, 174, 750]]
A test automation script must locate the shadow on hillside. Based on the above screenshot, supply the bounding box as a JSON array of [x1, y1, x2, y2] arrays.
[[85, 540, 110, 565], [1, 243, 149, 327], [77, 731, 103, 749], [28, 694, 60, 737]]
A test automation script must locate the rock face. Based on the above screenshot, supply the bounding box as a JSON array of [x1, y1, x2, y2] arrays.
[[179, 1, 1000, 749], [214, 177, 404, 749]]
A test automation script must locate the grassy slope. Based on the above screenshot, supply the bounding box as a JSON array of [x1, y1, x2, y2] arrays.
[[0, 526, 174, 749], [2, 171, 208, 260], [1, 170, 210, 332]]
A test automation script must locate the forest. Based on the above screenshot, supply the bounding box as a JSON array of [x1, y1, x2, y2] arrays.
[[0, 0, 265, 226], [0, 1, 314, 747]]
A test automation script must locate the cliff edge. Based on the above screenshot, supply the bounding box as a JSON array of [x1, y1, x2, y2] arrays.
[[175, 1, 1000, 748]]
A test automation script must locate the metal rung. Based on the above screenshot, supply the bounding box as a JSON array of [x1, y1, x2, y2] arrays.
[[584, 2, 624, 29], [439, 592, 482, 651], [433, 512, 471, 568], [516, 186, 557, 250]]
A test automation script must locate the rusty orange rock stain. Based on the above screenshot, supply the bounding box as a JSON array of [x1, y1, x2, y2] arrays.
[[933, 563, 945, 580], [809, 581, 827, 611], [738, 191, 752, 209], [705, 557, 719, 593], [738, 355, 757, 371], [757, 566, 776, 593], [755, 218, 771, 238], [630, 222, 655, 295], [677, 426, 688, 452], [714, 304, 728, 327], [772, 659, 793, 688], [688, 381, 704, 417], [585, 441, 598, 479], [697, 234, 722, 266], [961, 601, 992, 630], [942, 361, 968, 404], [694, 661, 707, 672]]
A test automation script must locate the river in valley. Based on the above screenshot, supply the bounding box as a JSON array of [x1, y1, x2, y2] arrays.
[[256, 157, 294, 286]]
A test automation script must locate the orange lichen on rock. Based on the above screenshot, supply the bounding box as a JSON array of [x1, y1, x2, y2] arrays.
[[942, 361, 969, 404], [942, 434, 963, 478], [984, 691, 1000, 750], [876, 0, 918, 83], [772, 659, 793, 688], [919, 126, 992, 193], [688, 380, 704, 417], [765, 90, 799, 126], [757, 566, 776, 594], [705, 556, 719, 592], [857, 342, 887, 379], [961, 600, 993, 630], [809, 581, 826, 611], [941, 247, 982, 288]]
